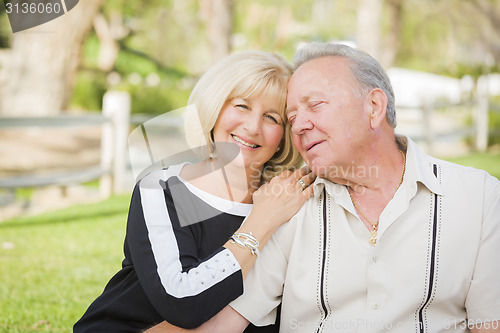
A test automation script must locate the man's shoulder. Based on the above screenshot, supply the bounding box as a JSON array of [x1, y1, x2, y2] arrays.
[[426, 155, 500, 199], [430, 155, 498, 183], [271, 194, 322, 248]]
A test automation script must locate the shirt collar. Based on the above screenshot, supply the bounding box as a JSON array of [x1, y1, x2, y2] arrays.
[[400, 135, 444, 196]]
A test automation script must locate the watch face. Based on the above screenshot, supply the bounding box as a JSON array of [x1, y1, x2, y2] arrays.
[[4, 0, 80, 33]]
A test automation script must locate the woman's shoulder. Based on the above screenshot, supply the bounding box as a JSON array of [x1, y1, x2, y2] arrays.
[[136, 163, 187, 189]]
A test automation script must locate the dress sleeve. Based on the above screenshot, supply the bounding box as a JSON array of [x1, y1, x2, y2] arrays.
[[465, 174, 500, 323], [125, 179, 244, 328]]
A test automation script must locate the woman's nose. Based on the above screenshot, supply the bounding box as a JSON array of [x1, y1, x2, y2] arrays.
[[243, 113, 261, 135]]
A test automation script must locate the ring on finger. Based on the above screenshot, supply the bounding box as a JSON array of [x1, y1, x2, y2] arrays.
[[297, 178, 307, 190]]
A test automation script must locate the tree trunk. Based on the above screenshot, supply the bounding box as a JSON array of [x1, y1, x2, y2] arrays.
[[357, 0, 382, 61], [469, 0, 500, 65], [0, 0, 105, 116], [380, 0, 404, 68], [203, 0, 234, 65]]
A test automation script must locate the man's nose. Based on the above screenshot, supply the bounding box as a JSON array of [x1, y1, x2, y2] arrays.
[[291, 113, 313, 135]]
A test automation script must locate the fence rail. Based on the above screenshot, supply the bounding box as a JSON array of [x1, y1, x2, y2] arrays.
[[0, 114, 108, 128], [0, 91, 131, 198]]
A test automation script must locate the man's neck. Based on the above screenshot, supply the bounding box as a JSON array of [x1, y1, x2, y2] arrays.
[[330, 133, 407, 229], [330, 132, 404, 190]]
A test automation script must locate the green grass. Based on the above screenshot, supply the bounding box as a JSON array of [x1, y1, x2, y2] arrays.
[[443, 151, 500, 180], [0, 194, 130, 332], [0, 151, 499, 332]]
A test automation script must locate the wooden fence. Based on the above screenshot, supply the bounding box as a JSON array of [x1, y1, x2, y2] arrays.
[[0, 91, 131, 199], [396, 78, 500, 156]]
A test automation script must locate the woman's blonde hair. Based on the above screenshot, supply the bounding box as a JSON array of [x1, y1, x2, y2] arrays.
[[185, 50, 302, 181]]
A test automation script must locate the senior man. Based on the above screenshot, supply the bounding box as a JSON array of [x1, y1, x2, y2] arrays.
[[147, 43, 500, 333]]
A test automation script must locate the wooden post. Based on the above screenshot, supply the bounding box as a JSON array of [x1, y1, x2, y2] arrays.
[[475, 76, 489, 152], [101, 91, 131, 196], [422, 99, 434, 155]]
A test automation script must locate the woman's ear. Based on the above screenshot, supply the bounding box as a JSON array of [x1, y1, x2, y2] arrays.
[[366, 88, 388, 129]]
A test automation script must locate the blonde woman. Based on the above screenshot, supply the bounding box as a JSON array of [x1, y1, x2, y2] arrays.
[[74, 51, 315, 333]]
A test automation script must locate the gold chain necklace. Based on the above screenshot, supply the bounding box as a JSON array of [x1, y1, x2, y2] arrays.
[[348, 150, 406, 246]]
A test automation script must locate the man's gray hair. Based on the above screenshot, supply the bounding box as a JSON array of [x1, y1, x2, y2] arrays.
[[293, 42, 397, 128]]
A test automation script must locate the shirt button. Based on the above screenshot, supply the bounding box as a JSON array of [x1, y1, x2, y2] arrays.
[[373, 304, 379, 309], [372, 256, 378, 262]]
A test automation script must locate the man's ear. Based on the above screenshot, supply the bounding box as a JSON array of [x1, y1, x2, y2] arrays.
[[365, 88, 388, 129]]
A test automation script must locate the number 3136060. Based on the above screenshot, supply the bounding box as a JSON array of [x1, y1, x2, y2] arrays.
[[5, 2, 62, 14]]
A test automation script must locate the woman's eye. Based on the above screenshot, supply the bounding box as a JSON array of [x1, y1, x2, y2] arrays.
[[265, 114, 279, 124], [235, 104, 250, 110]]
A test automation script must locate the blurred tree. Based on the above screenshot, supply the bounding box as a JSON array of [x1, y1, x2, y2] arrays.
[[0, 10, 10, 48], [467, 0, 500, 66], [201, 0, 234, 65], [71, 0, 196, 114], [357, 0, 382, 60], [356, 0, 405, 68], [0, 0, 104, 116], [93, 11, 129, 72], [379, 0, 404, 68], [2, 0, 497, 117]]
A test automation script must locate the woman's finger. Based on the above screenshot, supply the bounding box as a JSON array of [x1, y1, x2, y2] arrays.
[[295, 170, 315, 190], [277, 169, 293, 178], [302, 170, 316, 184], [300, 180, 316, 198], [296, 178, 308, 191]]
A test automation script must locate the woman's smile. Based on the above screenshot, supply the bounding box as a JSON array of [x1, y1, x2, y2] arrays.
[[231, 134, 260, 149]]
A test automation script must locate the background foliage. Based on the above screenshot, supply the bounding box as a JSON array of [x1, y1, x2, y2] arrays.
[[3, 0, 496, 115]]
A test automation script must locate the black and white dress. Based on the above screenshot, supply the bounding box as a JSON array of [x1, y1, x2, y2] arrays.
[[74, 163, 279, 332]]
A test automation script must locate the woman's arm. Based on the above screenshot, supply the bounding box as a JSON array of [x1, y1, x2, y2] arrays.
[[128, 168, 314, 328], [127, 176, 243, 328], [143, 306, 250, 333]]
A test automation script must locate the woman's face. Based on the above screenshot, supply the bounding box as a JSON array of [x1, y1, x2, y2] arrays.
[[212, 93, 284, 172]]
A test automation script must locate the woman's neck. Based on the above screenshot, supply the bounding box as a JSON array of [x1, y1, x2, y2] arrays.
[[180, 159, 260, 204]]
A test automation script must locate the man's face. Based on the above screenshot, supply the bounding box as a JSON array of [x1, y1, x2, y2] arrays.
[[286, 56, 371, 180]]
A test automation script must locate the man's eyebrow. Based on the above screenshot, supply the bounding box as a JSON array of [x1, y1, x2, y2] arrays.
[[300, 95, 312, 103], [305, 91, 329, 101]]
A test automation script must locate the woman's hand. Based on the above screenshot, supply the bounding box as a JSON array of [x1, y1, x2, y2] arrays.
[[224, 166, 315, 279], [252, 166, 316, 228]]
